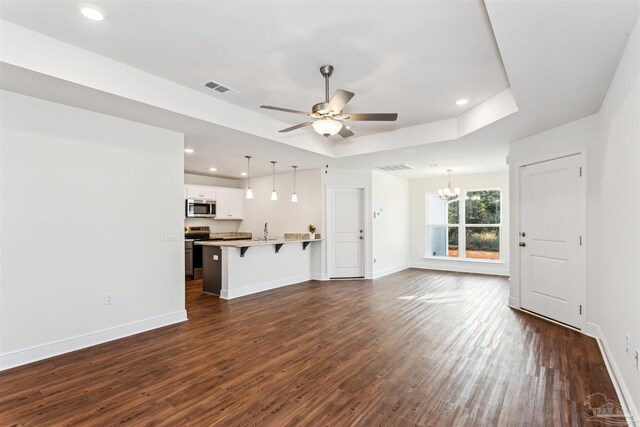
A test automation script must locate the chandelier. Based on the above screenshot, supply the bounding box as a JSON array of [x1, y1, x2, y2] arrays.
[[438, 169, 460, 201]]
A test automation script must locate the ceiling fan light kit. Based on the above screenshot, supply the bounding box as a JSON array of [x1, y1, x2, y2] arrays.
[[312, 118, 343, 137], [260, 65, 398, 138]]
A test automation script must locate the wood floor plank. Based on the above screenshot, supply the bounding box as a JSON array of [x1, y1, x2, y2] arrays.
[[0, 269, 624, 426]]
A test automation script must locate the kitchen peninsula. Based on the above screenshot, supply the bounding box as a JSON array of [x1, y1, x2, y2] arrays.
[[196, 236, 322, 299]]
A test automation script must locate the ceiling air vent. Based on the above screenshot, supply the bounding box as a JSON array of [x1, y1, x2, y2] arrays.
[[203, 80, 240, 95], [375, 164, 414, 172]]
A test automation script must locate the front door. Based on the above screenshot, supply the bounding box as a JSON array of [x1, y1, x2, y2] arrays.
[[328, 187, 364, 278], [520, 154, 585, 328]]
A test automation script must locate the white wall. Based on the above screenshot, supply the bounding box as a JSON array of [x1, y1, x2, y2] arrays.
[[184, 173, 242, 188], [372, 171, 410, 278], [0, 91, 186, 369], [595, 16, 640, 414], [241, 169, 322, 238], [409, 171, 510, 276], [508, 17, 640, 415]]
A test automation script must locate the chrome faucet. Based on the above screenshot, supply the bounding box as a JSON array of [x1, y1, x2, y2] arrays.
[[263, 222, 268, 241]]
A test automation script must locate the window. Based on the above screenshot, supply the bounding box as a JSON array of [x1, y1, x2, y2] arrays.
[[426, 189, 501, 261]]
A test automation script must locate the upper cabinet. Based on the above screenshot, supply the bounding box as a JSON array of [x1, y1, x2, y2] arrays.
[[184, 185, 243, 220], [185, 186, 216, 201], [216, 188, 244, 220]]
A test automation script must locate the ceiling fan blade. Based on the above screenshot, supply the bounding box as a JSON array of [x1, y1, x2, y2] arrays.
[[341, 113, 398, 121], [328, 89, 355, 113], [338, 127, 355, 138], [261, 105, 311, 115], [279, 122, 314, 133]]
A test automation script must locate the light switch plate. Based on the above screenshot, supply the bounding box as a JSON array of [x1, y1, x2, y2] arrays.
[[161, 231, 180, 242]]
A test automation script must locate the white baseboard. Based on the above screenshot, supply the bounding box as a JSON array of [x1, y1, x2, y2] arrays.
[[588, 323, 639, 426], [221, 274, 312, 299], [508, 296, 519, 308], [409, 260, 509, 276], [311, 273, 329, 281], [373, 263, 409, 279], [0, 310, 188, 371], [582, 321, 600, 339]]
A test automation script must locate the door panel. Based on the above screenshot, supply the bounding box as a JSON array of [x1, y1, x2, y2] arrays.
[[335, 243, 359, 268], [520, 154, 584, 328], [328, 187, 364, 278]]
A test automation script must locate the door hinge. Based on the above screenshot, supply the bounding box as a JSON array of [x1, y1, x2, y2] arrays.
[[579, 305, 582, 315], [579, 166, 582, 177], [579, 236, 582, 246]]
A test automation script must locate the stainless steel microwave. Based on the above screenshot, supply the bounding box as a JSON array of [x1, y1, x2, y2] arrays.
[[185, 199, 216, 218]]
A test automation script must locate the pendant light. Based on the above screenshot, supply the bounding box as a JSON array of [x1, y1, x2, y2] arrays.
[[270, 161, 278, 201], [438, 169, 460, 201], [291, 166, 298, 202], [245, 155, 253, 199]]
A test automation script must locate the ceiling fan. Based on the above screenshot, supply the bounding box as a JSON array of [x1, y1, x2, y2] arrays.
[[260, 65, 398, 138]]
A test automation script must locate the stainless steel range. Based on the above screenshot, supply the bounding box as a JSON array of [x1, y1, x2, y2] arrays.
[[185, 226, 213, 280]]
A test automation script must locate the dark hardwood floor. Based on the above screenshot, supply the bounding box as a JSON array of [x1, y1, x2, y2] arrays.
[[0, 269, 622, 426]]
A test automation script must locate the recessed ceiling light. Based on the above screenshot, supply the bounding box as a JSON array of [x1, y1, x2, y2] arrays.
[[79, 5, 105, 21], [184, 148, 194, 154], [456, 99, 469, 106], [209, 167, 217, 172], [240, 172, 247, 176]]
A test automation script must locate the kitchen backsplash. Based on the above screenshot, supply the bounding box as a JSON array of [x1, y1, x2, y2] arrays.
[[184, 218, 241, 233]]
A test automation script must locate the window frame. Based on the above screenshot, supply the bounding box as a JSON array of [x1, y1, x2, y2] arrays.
[[425, 187, 503, 263]]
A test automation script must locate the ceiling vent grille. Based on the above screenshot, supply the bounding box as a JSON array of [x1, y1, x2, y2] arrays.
[[203, 80, 240, 95], [375, 164, 414, 172]]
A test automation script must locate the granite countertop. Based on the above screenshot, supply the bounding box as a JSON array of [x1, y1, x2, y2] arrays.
[[195, 238, 322, 248], [209, 232, 252, 240]]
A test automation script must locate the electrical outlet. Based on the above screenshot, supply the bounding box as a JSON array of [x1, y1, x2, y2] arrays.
[[626, 335, 630, 353], [104, 293, 114, 305]]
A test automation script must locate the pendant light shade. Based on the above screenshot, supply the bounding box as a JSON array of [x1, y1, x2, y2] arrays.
[[245, 155, 253, 199], [291, 166, 298, 203], [312, 119, 343, 137], [270, 161, 278, 201]]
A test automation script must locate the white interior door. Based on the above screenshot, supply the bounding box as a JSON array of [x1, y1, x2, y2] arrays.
[[328, 187, 364, 278], [520, 154, 585, 328]]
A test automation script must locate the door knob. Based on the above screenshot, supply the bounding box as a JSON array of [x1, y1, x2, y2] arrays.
[[519, 242, 526, 247], [359, 236, 363, 240]]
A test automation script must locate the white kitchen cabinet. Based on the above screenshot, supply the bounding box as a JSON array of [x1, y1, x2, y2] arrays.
[[184, 185, 243, 220], [215, 188, 244, 220], [185, 186, 216, 200]]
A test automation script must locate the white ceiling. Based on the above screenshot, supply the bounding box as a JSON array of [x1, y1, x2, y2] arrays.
[[0, 0, 638, 179], [0, 0, 509, 136]]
